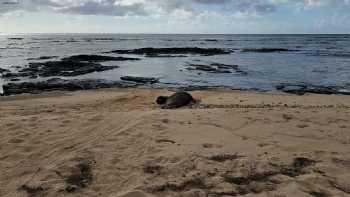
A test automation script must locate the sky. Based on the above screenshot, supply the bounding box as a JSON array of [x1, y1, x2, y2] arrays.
[[0, 0, 350, 34]]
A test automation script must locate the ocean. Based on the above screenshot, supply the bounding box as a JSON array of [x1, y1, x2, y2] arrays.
[[1, 34, 350, 93]]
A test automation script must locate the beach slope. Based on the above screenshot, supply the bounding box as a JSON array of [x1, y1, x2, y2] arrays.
[[1, 89, 350, 197]]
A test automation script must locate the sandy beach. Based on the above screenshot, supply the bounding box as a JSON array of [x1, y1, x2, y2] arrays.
[[1, 88, 350, 197]]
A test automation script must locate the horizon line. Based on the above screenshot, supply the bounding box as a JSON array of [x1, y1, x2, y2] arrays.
[[1, 32, 350, 35]]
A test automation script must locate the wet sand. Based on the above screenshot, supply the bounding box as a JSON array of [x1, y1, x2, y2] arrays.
[[0, 89, 350, 197]]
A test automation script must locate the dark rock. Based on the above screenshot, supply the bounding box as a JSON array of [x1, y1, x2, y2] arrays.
[[83, 38, 115, 41], [108, 47, 230, 56], [224, 171, 278, 185], [65, 185, 78, 193], [309, 191, 330, 197], [143, 162, 163, 174], [187, 64, 226, 73], [0, 68, 10, 73], [2, 78, 137, 96], [241, 48, 298, 53], [276, 83, 350, 96], [186, 63, 246, 74], [146, 176, 208, 193], [2, 72, 35, 79], [66, 39, 78, 43], [29, 75, 38, 79], [292, 157, 316, 169], [27, 56, 59, 61], [62, 55, 140, 62], [18, 184, 45, 196], [212, 63, 239, 69], [120, 76, 159, 84], [169, 85, 224, 92], [21, 60, 119, 77], [223, 170, 278, 195], [208, 154, 241, 162], [276, 84, 308, 95], [156, 92, 195, 109], [204, 39, 218, 42], [2, 60, 119, 80], [8, 37, 23, 40], [9, 78, 20, 82], [65, 161, 93, 192], [279, 157, 316, 177], [145, 54, 188, 58]]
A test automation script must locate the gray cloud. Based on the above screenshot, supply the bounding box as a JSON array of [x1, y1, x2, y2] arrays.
[[0, 0, 349, 17], [60, 1, 147, 16], [154, 0, 276, 14], [223, 0, 276, 14], [0, 0, 150, 16]]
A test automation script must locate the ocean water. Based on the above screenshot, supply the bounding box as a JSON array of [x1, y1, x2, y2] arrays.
[[0, 34, 350, 91]]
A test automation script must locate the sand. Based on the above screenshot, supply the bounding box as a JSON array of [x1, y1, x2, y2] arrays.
[[0, 88, 350, 197]]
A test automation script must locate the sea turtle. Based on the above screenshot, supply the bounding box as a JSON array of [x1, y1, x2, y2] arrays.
[[156, 92, 196, 109]]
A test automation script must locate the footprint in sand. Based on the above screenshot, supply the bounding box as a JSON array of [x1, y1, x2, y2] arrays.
[[161, 119, 169, 124], [282, 114, 293, 121], [8, 138, 25, 144], [89, 115, 104, 121], [5, 123, 15, 127], [152, 124, 166, 131], [202, 143, 223, 149], [114, 190, 150, 197], [297, 124, 309, 128], [62, 120, 71, 124], [258, 142, 273, 148], [156, 139, 176, 144]]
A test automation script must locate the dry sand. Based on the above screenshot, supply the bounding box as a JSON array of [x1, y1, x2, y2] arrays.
[[0, 88, 350, 197]]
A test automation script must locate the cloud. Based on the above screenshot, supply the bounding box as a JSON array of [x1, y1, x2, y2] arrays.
[[301, 0, 350, 7], [0, 0, 148, 16], [147, 0, 277, 15], [59, 1, 147, 16], [1, 0, 350, 17]]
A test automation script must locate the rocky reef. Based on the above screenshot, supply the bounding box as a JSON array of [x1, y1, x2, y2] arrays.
[[108, 47, 231, 56], [2, 60, 119, 79], [2, 78, 137, 96]]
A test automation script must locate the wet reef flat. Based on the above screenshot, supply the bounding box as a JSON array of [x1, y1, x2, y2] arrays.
[[62, 55, 141, 62], [2, 78, 136, 96], [1, 34, 350, 96], [107, 47, 231, 56]]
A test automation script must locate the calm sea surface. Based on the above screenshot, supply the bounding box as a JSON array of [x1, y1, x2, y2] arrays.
[[0, 34, 350, 91]]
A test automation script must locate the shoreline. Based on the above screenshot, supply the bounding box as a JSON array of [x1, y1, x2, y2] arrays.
[[1, 85, 350, 99], [1, 78, 350, 97], [1, 88, 350, 197], [2, 88, 350, 111]]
